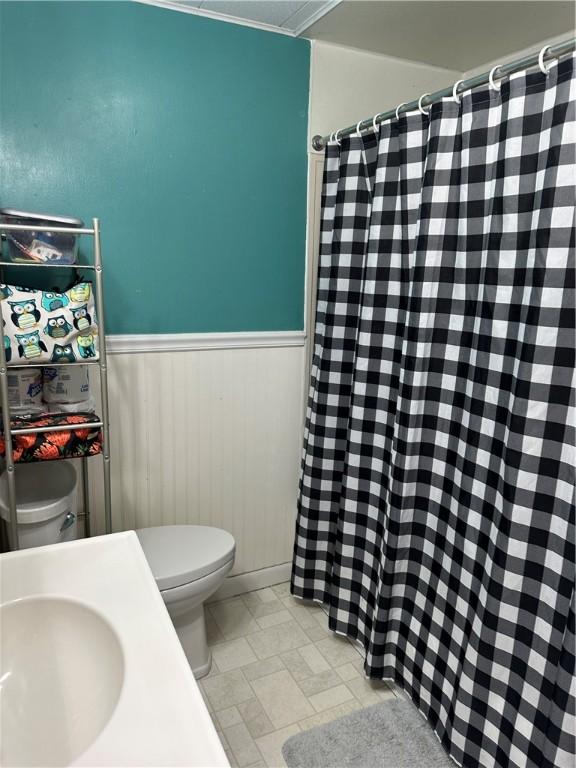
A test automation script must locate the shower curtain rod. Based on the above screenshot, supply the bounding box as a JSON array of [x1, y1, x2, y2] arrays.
[[311, 37, 576, 151]]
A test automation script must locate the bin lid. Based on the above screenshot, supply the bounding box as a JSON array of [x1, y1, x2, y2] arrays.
[[0, 462, 78, 524], [0, 208, 84, 228]]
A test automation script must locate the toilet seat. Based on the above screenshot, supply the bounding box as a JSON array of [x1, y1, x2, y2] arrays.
[[136, 525, 235, 591]]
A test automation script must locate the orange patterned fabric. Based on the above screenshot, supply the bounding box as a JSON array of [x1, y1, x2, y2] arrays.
[[0, 411, 102, 463]]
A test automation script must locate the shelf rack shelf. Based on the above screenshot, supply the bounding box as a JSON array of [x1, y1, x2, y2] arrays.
[[0, 217, 112, 549], [0, 261, 96, 270]]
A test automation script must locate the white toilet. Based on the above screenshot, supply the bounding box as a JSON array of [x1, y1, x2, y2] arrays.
[[136, 525, 235, 678]]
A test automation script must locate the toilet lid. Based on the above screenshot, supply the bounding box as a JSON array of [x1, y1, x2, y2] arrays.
[[136, 526, 235, 591]]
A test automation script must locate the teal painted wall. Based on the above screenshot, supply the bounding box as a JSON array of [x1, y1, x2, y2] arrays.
[[0, 2, 309, 334]]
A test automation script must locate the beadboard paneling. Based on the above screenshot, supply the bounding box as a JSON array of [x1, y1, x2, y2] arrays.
[[86, 339, 305, 576]]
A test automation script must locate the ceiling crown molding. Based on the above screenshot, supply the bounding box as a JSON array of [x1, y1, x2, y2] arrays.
[[135, 0, 341, 38]]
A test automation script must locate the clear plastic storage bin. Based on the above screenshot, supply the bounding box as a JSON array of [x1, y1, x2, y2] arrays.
[[0, 208, 84, 264]]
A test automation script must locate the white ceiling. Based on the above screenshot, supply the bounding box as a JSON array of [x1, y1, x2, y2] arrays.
[[303, 1, 575, 70], [152, 0, 339, 35], [140, 1, 575, 70]]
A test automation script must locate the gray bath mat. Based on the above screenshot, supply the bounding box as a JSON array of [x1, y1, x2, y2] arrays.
[[282, 697, 454, 768]]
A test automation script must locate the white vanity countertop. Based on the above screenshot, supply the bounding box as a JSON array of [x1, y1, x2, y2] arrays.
[[0, 531, 229, 767]]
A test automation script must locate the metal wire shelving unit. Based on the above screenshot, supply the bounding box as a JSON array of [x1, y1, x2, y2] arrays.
[[0, 218, 112, 549]]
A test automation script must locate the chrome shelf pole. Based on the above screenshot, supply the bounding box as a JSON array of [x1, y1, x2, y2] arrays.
[[0, 327, 18, 550], [82, 456, 91, 538], [93, 218, 113, 535]]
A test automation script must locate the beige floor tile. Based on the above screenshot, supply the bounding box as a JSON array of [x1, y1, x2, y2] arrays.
[[201, 669, 254, 711], [298, 643, 331, 674], [376, 682, 397, 700], [242, 592, 268, 608], [216, 728, 229, 746], [250, 670, 315, 728], [345, 675, 395, 705], [203, 588, 405, 767], [198, 684, 214, 713], [202, 587, 405, 767], [313, 606, 331, 626], [214, 705, 243, 729], [289, 595, 323, 612], [271, 582, 292, 598], [254, 724, 300, 768], [223, 722, 263, 768], [242, 655, 286, 682], [347, 687, 380, 706], [209, 597, 261, 640], [243, 592, 286, 619], [224, 746, 239, 767], [237, 698, 266, 722], [298, 699, 363, 731], [281, 644, 331, 680], [245, 716, 276, 740], [212, 637, 258, 673], [308, 682, 355, 713], [206, 610, 226, 645], [281, 597, 324, 629], [256, 609, 293, 630], [297, 669, 343, 697], [280, 649, 316, 682], [303, 623, 333, 643], [372, 678, 394, 691], [214, 594, 246, 605], [313, 635, 361, 668], [246, 621, 310, 660], [257, 587, 278, 603], [237, 698, 276, 738], [335, 661, 362, 682]]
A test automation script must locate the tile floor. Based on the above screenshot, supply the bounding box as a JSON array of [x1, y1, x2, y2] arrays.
[[199, 582, 398, 768]]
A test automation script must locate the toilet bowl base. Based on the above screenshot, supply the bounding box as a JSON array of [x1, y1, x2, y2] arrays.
[[169, 602, 212, 679], [192, 650, 213, 679], [158, 557, 234, 680]]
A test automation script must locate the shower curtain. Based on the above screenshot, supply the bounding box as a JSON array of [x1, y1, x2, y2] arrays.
[[292, 54, 575, 768]]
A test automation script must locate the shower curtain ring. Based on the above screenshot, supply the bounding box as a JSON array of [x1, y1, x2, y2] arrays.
[[372, 114, 380, 133], [335, 129, 343, 145], [452, 80, 465, 104], [489, 65, 503, 91], [356, 120, 363, 137], [538, 45, 553, 74], [418, 94, 431, 115], [395, 103, 406, 120]]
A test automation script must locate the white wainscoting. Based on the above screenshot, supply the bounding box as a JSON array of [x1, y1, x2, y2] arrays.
[[86, 332, 306, 578]]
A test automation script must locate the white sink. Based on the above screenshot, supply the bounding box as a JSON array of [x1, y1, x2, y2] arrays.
[[0, 532, 229, 767], [1, 596, 124, 767]]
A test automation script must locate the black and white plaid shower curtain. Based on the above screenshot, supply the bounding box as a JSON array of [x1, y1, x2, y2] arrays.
[[292, 54, 575, 768]]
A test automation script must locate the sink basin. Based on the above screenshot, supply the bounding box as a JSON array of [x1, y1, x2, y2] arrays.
[[0, 532, 228, 767], [0, 596, 124, 767]]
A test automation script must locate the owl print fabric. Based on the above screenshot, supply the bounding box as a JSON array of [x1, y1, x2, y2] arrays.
[[0, 281, 99, 365]]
